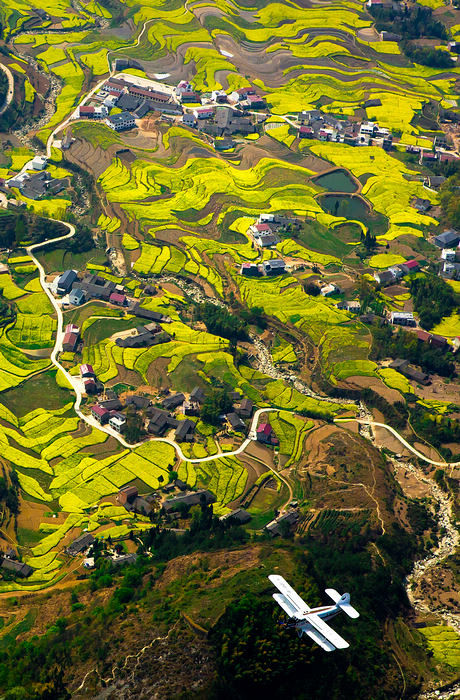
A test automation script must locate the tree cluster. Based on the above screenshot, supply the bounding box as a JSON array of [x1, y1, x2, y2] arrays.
[[370, 4, 447, 41], [408, 275, 457, 330], [440, 171, 460, 229], [0, 212, 68, 250], [200, 387, 233, 425], [371, 324, 456, 377], [0, 471, 19, 515], [195, 303, 248, 341], [402, 43, 454, 69]]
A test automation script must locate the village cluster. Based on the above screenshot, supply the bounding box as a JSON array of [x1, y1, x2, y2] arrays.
[[66, 73, 460, 158]]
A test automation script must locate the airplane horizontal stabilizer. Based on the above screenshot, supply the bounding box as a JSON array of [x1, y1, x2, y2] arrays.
[[325, 589, 359, 618]]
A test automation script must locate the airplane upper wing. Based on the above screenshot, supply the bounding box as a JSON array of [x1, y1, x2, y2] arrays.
[[306, 612, 349, 650], [268, 575, 310, 614], [273, 593, 298, 618]]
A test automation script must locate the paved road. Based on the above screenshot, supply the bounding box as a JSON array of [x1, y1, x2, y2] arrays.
[[0, 62, 14, 117], [335, 418, 460, 467]]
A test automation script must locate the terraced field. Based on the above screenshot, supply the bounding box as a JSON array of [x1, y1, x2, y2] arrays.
[[0, 0, 458, 609]]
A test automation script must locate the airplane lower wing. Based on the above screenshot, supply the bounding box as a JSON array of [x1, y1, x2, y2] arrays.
[[307, 613, 349, 650], [268, 575, 310, 613], [301, 625, 336, 652]]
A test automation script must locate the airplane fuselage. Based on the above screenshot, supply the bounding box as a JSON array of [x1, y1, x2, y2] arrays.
[[294, 604, 340, 622]]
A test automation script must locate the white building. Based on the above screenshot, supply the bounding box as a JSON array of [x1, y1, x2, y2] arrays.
[[321, 283, 340, 296], [441, 249, 457, 261], [31, 156, 47, 171], [109, 413, 126, 433]]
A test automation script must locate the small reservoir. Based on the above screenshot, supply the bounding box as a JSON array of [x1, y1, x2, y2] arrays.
[[314, 169, 357, 193], [319, 194, 370, 220]]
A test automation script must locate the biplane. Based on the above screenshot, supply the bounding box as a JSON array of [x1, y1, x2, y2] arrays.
[[269, 574, 359, 652]]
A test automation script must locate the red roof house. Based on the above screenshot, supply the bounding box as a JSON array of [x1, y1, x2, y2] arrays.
[[254, 223, 271, 234], [402, 259, 419, 272], [257, 423, 273, 443], [79, 106, 95, 116], [416, 330, 431, 343], [84, 378, 97, 394], [109, 292, 126, 306], [80, 364, 95, 377], [65, 323, 80, 335], [62, 332, 79, 352], [91, 405, 109, 424]]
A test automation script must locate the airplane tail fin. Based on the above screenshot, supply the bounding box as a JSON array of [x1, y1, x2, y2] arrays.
[[325, 589, 359, 618]]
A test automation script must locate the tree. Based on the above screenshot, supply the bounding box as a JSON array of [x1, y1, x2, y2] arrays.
[[201, 387, 232, 425]]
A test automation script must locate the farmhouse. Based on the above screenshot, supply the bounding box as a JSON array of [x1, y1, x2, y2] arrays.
[[412, 197, 431, 213], [389, 359, 430, 385], [108, 413, 126, 433], [125, 394, 150, 410], [220, 508, 252, 524], [57, 269, 77, 295], [321, 283, 340, 296], [266, 510, 299, 536], [434, 230, 460, 249], [262, 259, 286, 275], [91, 405, 110, 424], [190, 386, 205, 404], [230, 86, 256, 102], [128, 85, 170, 103], [227, 412, 246, 432], [117, 324, 170, 348], [257, 423, 273, 443], [62, 330, 80, 352], [147, 408, 178, 435], [84, 379, 98, 394], [424, 175, 446, 190], [182, 113, 197, 127], [69, 288, 85, 305], [98, 397, 123, 411], [441, 249, 457, 261], [162, 392, 185, 410], [73, 274, 116, 302], [106, 111, 136, 131], [1, 558, 33, 577], [66, 533, 95, 556], [194, 107, 214, 120], [109, 292, 127, 306], [299, 126, 314, 138], [163, 489, 216, 513], [400, 260, 419, 274], [373, 270, 395, 287], [237, 398, 254, 418], [240, 263, 260, 276], [117, 485, 138, 506], [175, 419, 195, 442], [390, 312, 416, 327], [132, 302, 169, 322], [80, 364, 95, 378], [111, 553, 138, 567]]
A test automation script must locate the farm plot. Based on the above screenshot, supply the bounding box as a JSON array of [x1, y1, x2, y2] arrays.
[[178, 456, 248, 514], [98, 155, 336, 239], [237, 275, 369, 382], [269, 411, 313, 467]]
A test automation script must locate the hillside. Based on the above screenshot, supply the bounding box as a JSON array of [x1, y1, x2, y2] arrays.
[[0, 0, 458, 696]]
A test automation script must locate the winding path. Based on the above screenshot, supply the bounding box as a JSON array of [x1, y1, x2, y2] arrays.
[[335, 418, 460, 468], [0, 62, 14, 117]]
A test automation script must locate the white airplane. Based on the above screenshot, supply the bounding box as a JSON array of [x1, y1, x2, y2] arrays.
[[269, 574, 359, 652]]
